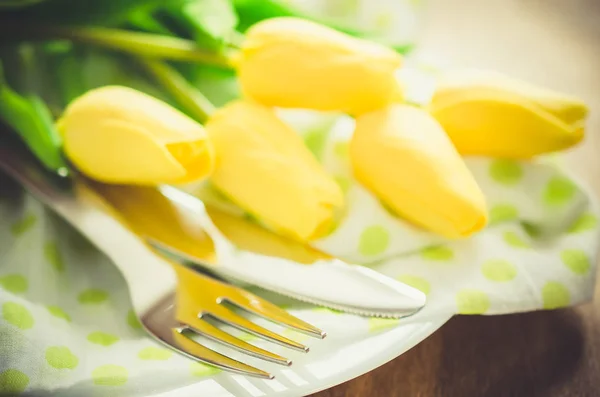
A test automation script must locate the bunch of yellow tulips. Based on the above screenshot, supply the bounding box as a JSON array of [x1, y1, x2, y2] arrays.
[[58, 17, 588, 242]]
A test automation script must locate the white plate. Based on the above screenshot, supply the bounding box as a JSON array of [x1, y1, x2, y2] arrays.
[[146, 313, 452, 397]]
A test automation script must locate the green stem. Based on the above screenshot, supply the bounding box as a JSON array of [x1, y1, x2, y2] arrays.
[[1, 23, 235, 68], [0, 61, 68, 174], [138, 59, 215, 124]]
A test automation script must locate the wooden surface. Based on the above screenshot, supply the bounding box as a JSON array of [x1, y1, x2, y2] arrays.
[[312, 0, 600, 396]]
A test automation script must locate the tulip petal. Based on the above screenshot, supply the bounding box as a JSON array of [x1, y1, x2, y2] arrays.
[[206, 100, 344, 241], [62, 119, 189, 184], [350, 104, 487, 238], [433, 70, 589, 125], [430, 71, 588, 158], [58, 86, 214, 185], [430, 91, 584, 159], [237, 17, 402, 115], [166, 140, 214, 184]]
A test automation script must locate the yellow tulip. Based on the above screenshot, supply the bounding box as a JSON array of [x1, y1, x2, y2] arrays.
[[236, 17, 402, 115], [57, 86, 214, 185], [205, 99, 344, 242], [429, 71, 588, 158], [350, 104, 487, 238]]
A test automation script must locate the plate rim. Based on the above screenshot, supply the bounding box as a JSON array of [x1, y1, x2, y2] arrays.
[[273, 313, 452, 397], [146, 313, 453, 397]]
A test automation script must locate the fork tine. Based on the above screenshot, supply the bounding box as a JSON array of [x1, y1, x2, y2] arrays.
[[226, 292, 326, 339], [202, 309, 309, 352], [172, 328, 274, 379], [185, 317, 292, 366], [148, 238, 324, 337], [172, 264, 310, 352]]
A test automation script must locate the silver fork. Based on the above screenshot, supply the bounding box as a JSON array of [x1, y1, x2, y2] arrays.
[[0, 137, 325, 379]]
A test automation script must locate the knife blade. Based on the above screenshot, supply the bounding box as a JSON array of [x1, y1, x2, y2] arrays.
[[86, 181, 426, 318]]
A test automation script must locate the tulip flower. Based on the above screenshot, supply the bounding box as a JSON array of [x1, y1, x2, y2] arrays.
[[57, 85, 214, 185], [205, 99, 344, 242], [429, 70, 588, 158], [236, 17, 403, 115], [350, 104, 487, 238]]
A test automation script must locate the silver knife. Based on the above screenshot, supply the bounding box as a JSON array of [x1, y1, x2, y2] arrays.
[[0, 138, 426, 318], [85, 179, 426, 319]]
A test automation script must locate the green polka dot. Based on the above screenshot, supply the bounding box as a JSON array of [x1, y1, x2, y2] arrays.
[[542, 281, 570, 309], [489, 204, 518, 224], [333, 141, 349, 159], [421, 246, 453, 261], [0, 369, 29, 394], [368, 317, 400, 332], [396, 275, 431, 295], [358, 225, 390, 256], [503, 231, 530, 248], [44, 242, 65, 272], [334, 175, 352, 195], [10, 213, 37, 236], [78, 289, 108, 304], [0, 274, 28, 294], [92, 365, 128, 386], [47, 306, 71, 322], [567, 213, 597, 234], [190, 362, 220, 377], [2, 302, 34, 330], [138, 346, 172, 360], [481, 260, 517, 282], [456, 289, 491, 314], [489, 159, 523, 185], [88, 332, 120, 347], [560, 249, 591, 275], [45, 346, 78, 369], [127, 310, 143, 330], [544, 176, 577, 206]]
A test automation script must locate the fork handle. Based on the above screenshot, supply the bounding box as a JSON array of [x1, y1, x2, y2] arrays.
[[0, 138, 177, 314]]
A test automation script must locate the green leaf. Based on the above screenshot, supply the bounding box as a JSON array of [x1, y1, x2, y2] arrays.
[[0, 62, 67, 172], [232, 0, 298, 32], [128, 9, 173, 35], [176, 62, 238, 107], [164, 0, 238, 49]]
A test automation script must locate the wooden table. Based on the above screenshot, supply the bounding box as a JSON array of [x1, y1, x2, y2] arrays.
[[313, 0, 600, 396]]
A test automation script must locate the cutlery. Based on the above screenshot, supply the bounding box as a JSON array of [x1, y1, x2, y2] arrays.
[[85, 181, 427, 318], [0, 136, 325, 379]]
